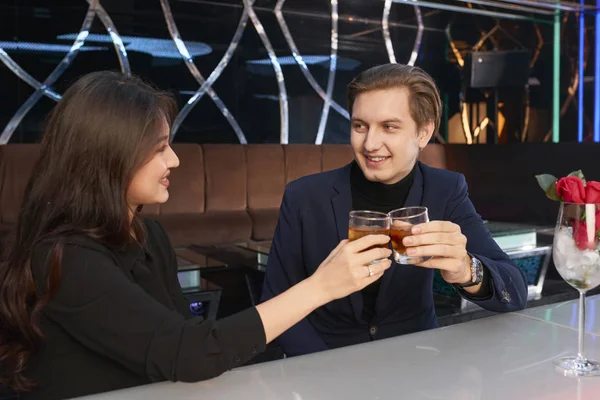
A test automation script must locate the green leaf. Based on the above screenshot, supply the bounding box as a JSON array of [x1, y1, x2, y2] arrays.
[[567, 279, 589, 290], [535, 174, 557, 192], [535, 174, 561, 201], [568, 170, 586, 183], [546, 181, 562, 201]]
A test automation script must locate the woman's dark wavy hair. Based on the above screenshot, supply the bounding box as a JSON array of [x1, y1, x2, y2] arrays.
[[0, 71, 177, 392]]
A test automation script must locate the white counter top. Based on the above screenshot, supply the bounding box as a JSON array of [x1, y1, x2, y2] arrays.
[[78, 296, 600, 400], [517, 294, 600, 335]]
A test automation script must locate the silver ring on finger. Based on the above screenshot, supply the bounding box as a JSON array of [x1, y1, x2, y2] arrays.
[[367, 265, 375, 277]]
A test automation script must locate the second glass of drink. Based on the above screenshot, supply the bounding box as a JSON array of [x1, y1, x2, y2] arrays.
[[389, 206, 431, 265]]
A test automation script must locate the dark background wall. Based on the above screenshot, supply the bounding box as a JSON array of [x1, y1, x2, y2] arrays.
[[0, 0, 594, 144]]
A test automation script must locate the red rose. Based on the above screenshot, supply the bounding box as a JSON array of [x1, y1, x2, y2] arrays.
[[571, 210, 600, 250], [572, 220, 597, 250], [586, 181, 600, 204], [557, 176, 586, 204]]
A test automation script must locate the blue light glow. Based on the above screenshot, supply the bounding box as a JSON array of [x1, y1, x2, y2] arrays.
[[595, 2, 600, 142], [246, 55, 360, 71], [57, 33, 212, 59], [578, 0, 584, 142], [0, 42, 104, 53]]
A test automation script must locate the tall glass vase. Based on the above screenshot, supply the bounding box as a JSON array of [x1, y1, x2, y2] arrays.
[[553, 202, 600, 376]]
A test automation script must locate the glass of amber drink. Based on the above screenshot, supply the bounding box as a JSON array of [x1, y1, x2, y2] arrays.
[[389, 206, 431, 265], [348, 211, 391, 264]]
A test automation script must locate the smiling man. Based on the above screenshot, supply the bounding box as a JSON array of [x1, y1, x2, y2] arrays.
[[260, 64, 528, 357]]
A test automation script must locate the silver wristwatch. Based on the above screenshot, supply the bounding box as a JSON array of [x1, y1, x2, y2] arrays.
[[455, 256, 484, 288]]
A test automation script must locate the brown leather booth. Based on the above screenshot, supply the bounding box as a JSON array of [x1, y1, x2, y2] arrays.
[[3, 142, 597, 248]]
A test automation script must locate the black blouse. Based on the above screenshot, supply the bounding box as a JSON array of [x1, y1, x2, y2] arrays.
[[22, 219, 266, 400]]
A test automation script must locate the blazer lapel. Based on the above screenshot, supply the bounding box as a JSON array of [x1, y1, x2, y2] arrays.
[[331, 168, 352, 243], [403, 162, 424, 209], [331, 164, 363, 320]]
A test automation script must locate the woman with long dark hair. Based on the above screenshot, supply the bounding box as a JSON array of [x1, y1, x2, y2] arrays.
[[0, 71, 391, 399]]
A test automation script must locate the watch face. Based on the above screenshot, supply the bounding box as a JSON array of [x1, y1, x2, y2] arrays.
[[473, 257, 483, 283], [453, 257, 484, 289]]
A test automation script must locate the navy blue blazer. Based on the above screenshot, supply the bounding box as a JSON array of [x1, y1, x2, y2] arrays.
[[260, 162, 528, 356]]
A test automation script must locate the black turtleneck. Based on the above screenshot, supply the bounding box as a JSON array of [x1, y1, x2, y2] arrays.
[[350, 161, 416, 322]]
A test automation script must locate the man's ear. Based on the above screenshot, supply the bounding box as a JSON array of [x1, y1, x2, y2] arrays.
[[418, 120, 435, 149]]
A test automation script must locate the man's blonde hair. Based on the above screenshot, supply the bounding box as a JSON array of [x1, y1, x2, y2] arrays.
[[347, 64, 442, 134]]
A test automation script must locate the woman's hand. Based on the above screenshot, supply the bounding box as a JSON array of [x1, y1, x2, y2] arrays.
[[310, 235, 392, 303]]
